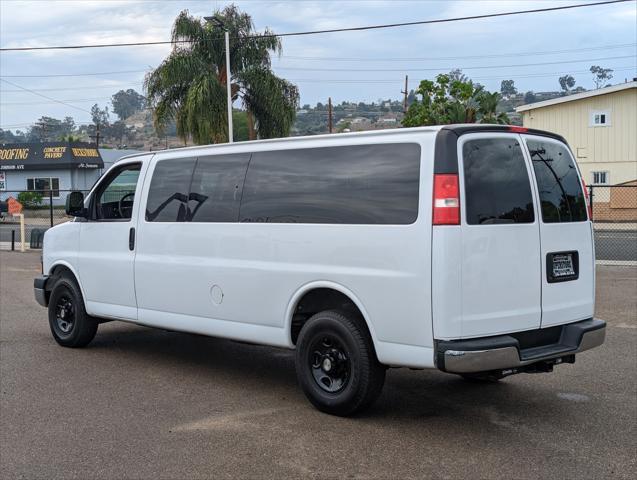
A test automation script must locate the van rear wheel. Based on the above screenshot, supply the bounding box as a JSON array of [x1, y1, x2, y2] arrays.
[[48, 275, 98, 348], [295, 310, 385, 416]]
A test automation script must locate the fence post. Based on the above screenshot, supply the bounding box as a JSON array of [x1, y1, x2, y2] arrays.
[[589, 185, 594, 221], [49, 189, 54, 228], [11, 229, 15, 251]]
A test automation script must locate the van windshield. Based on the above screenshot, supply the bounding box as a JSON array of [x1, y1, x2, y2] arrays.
[[527, 139, 587, 223]]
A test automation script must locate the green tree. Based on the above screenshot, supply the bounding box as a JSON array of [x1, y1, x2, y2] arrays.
[[448, 68, 469, 83], [105, 120, 132, 145], [90, 104, 110, 127], [559, 74, 576, 94], [59, 134, 83, 142], [524, 91, 537, 103], [500, 79, 517, 98], [144, 5, 299, 144], [403, 74, 509, 127], [477, 91, 509, 124], [232, 110, 249, 141], [27, 116, 76, 142], [403, 74, 481, 126], [0, 128, 26, 143], [111, 89, 146, 120], [590, 65, 613, 89]]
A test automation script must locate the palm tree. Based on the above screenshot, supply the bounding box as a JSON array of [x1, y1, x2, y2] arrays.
[[144, 5, 299, 144], [478, 91, 509, 124]]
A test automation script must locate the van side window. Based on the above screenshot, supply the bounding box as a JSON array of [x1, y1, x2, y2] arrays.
[[188, 154, 251, 222], [146, 158, 196, 222], [462, 138, 534, 225], [239, 143, 420, 224], [93, 164, 141, 221], [526, 139, 587, 223]]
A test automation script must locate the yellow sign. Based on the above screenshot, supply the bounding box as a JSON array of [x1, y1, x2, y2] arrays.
[[0, 148, 29, 161], [71, 147, 99, 158], [43, 146, 66, 159]]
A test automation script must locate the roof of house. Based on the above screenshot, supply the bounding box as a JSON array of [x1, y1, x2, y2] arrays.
[[516, 81, 637, 113]]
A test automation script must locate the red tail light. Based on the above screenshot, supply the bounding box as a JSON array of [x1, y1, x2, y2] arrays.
[[582, 178, 592, 220], [433, 174, 460, 225], [509, 126, 528, 133]]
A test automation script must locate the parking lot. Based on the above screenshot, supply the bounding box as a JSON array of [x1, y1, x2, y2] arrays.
[[1, 250, 636, 479]]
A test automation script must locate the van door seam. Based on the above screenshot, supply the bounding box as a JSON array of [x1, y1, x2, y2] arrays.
[[132, 155, 154, 320], [237, 153, 253, 222]]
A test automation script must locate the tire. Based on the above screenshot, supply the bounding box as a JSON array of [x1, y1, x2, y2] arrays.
[[48, 275, 98, 348], [295, 310, 385, 416]]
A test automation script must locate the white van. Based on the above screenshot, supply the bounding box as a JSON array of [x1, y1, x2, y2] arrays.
[[34, 125, 605, 416]]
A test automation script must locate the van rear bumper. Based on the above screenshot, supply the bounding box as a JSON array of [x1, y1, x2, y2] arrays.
[[436, 318, 605, 374]]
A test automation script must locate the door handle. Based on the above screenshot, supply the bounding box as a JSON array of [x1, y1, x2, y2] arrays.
[[129, 227, 135, 251]]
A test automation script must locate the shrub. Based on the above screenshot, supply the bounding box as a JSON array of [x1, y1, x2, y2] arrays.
[[17, 191, 43, 208]]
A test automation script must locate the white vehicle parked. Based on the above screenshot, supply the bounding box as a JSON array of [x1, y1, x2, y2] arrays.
[[35, 125, 605, 416]]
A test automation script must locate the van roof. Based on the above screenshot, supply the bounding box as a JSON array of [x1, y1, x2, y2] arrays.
[[117, 124, 565, 162]]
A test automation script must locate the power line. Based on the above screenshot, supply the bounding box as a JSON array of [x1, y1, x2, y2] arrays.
[[275, 55, 636, 72], [1, 97, 114, 106], [0, 0, 631, 52], [0, 82, 144, 93], [285, 66, 637, 83], [0, 70, 147, 78], [1, 120, 93, 128], [1, 66, 635, 102], [0, 79, 92, 114], [2, 55, 633, 80], [279, 43, 637, 62]]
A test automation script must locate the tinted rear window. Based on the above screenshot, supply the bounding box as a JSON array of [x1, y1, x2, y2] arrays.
[[188, 154, 250, 222], [462, 137, 535, 225], [146, 158, 196, 222], [527, 139, 587, 223], [239, 143, 421, 224]]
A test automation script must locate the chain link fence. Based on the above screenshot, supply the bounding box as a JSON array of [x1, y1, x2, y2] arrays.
[[0, 190, 89, 251], [589, 184, 637, 265], [2, 186, 636, 265]]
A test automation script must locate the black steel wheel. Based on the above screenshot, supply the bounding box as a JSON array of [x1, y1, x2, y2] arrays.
[[53, 292, 76, 337], [309, 334, 351, 393], [295, 310, 385, 416], [48, 275, 98, 348]]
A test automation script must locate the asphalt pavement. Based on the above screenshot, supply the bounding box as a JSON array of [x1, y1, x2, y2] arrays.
[[1, 251, 636, 479]]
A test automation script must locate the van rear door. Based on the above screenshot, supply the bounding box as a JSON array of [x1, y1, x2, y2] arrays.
[[456, 133, 542, 337], [523, 135, 594, 328]]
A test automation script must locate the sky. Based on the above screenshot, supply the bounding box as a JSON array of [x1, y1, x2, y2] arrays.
[[0, 0, 636, 131]]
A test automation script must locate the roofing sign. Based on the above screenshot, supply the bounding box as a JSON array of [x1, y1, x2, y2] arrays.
[[0, 142, 104, 171]]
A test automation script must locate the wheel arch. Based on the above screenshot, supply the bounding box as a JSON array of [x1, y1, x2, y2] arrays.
[[47, 261, 87, 302], [285, 281, 379, 350]]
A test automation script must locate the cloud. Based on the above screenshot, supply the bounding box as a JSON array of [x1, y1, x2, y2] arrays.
[[1, 0, 635, 128]]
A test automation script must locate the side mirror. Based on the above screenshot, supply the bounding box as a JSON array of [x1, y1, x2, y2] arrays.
[[65, 191, 87, 218]]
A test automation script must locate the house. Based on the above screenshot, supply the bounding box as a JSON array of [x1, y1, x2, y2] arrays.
[[0, 142, 141, 205], [516, 81, 636, 187]]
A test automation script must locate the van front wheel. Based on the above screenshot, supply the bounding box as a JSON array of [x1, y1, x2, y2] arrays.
[[48, 276, 98, 348], [295, 310, 385, 416]]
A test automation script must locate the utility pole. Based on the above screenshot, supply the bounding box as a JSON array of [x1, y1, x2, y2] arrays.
[[205, 15, 233, 143], [89, 123, 101, 149], [224, 29, 233, 143], [328, 97, 333, 133], [401, 75, 409, 113]]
